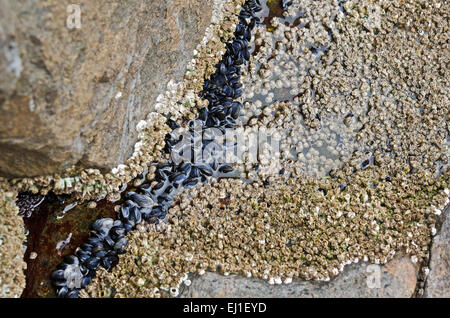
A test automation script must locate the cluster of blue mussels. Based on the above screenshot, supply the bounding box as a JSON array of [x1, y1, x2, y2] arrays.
[[51, 0, 289, 298]]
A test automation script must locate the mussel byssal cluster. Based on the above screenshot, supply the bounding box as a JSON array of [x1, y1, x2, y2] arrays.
[[51, 0, 265, 298]]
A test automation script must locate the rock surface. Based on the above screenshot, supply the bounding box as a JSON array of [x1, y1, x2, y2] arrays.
[[425, 203, 450, 298], [0, 0, 213, 177], [180, 256, 418, 298]]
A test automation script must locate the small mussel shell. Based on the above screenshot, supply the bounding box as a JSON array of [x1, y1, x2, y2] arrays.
[[209, 160, 218, 171], [75, 249, 91, 263], [234, 87, 243, 98], [86, 237, 102, 246], [89, 231, 105, 241], [51, 269, 66, 281], [169, 172, 187, 183], [63, 255, 79, 265], [224, 85, 233, 97], [219, 164, 234, 173], [80, 276, 92, 289], [281, 0, 293, 10], [182, 178, 199, 189], [219, 62, 227, 75], [123, 220, 134, 232], [52, 279, 67, 288], [155, 169, 167, 181], [130, 207, 142, 224], [84, 256, 101, 270], [114, 237, 128, 254], [103, 235, 115, 248], [102, 255, 119, 270], [179, 162, 192, 174], [229, 102, 241, 119], [157, 193, 172, 204], [56, 286, 68, 298], [80, 243, 93, 252], [152, 181, 165, 191], [67, 289, 80, 298], [165, 184, 175, 194], [113, 220, 123, 227], [109, 226, 126, 240], [91, 242, 105, 253], [189, 166, 201, 178], [91, 218, 114, 233], [151, 205, 164, 217], [79, 265, 89, 276], [196, 164, 213, 176], [140, 207, 152, 220], [167, 119, 180, 130], [139, 183, 152, 194], [93, 250, 108, 259], [120, 204, 131, 220], [127, 192, 154, 208]]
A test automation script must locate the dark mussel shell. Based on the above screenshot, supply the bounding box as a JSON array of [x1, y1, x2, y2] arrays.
[[51, 269, 66, 281], [51, 0, 262, 299], [63, 255, 79, 265], [219, 165, 234, 173], [102, 255, 119, 270], [84, 256, 101, 270], [67, 289, 80, 298], [56, 286, 68, 298], [80, 276, 92, 288], [126, 192, 154, 208]]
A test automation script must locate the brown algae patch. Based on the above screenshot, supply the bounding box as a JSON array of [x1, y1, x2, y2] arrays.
[[0, 188, 26, 298]]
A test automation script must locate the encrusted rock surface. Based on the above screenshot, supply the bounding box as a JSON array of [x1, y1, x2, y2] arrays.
[[0, 189, 26, 298], [0, 0, 213, 177], [81, 0, 448, 298], [3, 0, 448, 298], [180, 256, 418, 298], [425, 204, 450, 297]]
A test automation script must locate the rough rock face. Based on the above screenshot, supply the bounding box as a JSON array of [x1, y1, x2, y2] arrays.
[[180, 256, 418, 298], [425, 204, 450, 298], [0, 190, 26, 298], [0, 0, 213, 177]]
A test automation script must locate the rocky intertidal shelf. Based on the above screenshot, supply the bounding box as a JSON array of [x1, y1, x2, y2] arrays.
[[81, 0, 448, 297], [47, 0, 263, 298]]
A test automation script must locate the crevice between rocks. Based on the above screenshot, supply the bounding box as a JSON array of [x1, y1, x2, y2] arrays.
[[413, 202, 449, 298]]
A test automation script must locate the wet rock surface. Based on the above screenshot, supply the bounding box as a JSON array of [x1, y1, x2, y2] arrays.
[[180, 256, 418, 298], [20, 193, 118, 298], [81, 0, 448, 298], [425, 204, 450, 298], [0, 0, 213, 177]]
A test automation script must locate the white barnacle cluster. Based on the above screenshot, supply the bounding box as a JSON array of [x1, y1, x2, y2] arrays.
[[80, 0, 449, 298], [152, 79, 187, 120]]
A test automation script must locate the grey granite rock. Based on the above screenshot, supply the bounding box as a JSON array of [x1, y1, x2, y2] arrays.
[[0, 0, 213, 177], [180, 256, 418, 298]]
